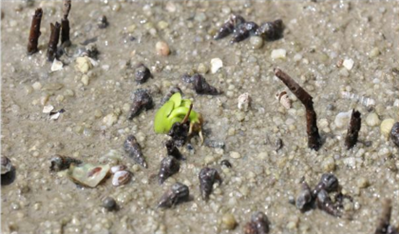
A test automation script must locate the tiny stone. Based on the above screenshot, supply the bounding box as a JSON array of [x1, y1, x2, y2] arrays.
[[322, 157, 336, 171], [221, 213, 237, 230], [356, 177, 370, 189], [32, 82, 42, 91], [369, 47, 380, 58], [102, 197, 117, 211], [126, 24, 136, 33], [103, 113, 119, 127], [94, 109, 103, 118], [390, 122, 399, 147], [271, 49, 287, 59], [155, 41, 170, 56], [56, 95, 64, 103], [230, 151, 241, 159], [365, 112, 380, 127], [343, 58, 354, 70], [81, 75, 90, 86], [380, 119, 395, 139], [197, 63, 209, 74], [250, 36, 264, 49], [75, 56, 93, 74], [42, 105, 54, 113], [210, 58, 223, 74]]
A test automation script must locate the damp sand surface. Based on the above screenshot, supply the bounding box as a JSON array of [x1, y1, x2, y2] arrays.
[[1, 1, 399, 234]]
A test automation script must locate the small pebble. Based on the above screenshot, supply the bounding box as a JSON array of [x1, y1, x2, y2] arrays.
[[103, 113, 119, 127], [221, 213, 237, 230], [230, 151, 241, 159], [75, 56, 93, 74], [249, 36, 264, 49], [343, 58, 354, 70], [81, 75, 90, 86], [210, 58, 223, 74], [155, 41, 170, 56], [102, 197, 117, 211], [380, 119, 395, 139], [42, 105, 54, 113], [322, 157, 336, 171], [271, 49, 287, 59], [365, 112, 380, 127], [356, 177, 370, 189], [32, 82, 42, 91], [369, 47, 380, 58], [197, 63, 209, 74]]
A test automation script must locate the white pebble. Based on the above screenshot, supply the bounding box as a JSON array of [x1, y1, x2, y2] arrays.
[[155, 41, 170, 56], [343, 58, 354, 70], [210, 58, 223, 74], [271, 49, 287, 59], [103, 113, 119, 127], [42, 105, 54, 113], [81, 75, 90, 86], [51, 59, 63, 72], [230, 151, 241, 159], [365, 112, 380, 127], [75, 56, 93, 74], [237, 93, 251, 112], [380, 119, 395, 139], [32, 82, 42, 91]]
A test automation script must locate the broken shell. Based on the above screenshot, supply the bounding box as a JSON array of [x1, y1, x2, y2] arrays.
[[112, 170, 132, 186], [111, 165, 127, 174], [275, 91, 291, 109], [1, 156, 12, 175], [67, 163, 110, 188], [238, 93, 251, 112]]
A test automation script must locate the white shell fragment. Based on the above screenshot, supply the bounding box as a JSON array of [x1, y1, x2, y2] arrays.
[[210, 58, 223, 74], [237, 93, 251, 112], [50, 112, 61, 120], [111, 165, 127, 174], [43, 105, 54, 113], [112, 170, 132, 186], [334, 110, 352, 129], [341, 91, 375, 107], [343, 58, 354, 70], [68, 163, 110, 188], [275, 91, 291, 109], [51, 59, 63, 72], [271, 49, 287, 59]]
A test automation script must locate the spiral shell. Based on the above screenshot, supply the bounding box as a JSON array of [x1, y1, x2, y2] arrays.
[[112, 170, 132, 186], [275, 91, 291, 109]]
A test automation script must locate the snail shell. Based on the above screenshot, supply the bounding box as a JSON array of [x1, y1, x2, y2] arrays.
[[112, 170, 132, 186], [275, 91, 291, 109]]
